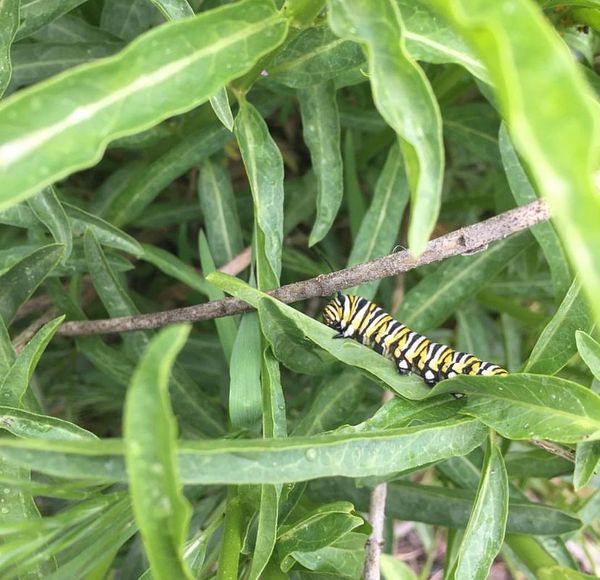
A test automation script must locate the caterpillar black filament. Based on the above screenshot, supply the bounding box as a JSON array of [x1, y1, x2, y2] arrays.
[[323, 293, 508, 386]]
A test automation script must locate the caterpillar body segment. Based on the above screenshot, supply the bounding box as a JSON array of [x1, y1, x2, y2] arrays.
[[322, 293, 508, 386]]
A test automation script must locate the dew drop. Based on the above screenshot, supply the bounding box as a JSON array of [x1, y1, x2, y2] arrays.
[[150, 463, 164, 475], [305, 448, 317, 461]]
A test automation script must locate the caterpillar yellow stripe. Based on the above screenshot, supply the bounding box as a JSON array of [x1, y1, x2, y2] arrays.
[[323, 293, 508, 386]]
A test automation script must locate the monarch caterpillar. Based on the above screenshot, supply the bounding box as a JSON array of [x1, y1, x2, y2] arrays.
[[322, 292, 508, 386]]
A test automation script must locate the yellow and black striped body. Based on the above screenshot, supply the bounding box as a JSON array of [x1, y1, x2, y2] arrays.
[[323, 293, 508, 386]]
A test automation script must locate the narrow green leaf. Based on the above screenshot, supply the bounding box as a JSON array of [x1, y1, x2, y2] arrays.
[[229, 312, 263, 431], [396, 0, 487, 81], [0, 0, 288, 208], [0, 407, 96, 440], [278, 501, 363, 572], [504, 450, 573, 479], [538, 567, 598, 580], [0, 204, 39, 229], [217, 489, 243, 580], [30, 14, 119, 44], [0, 418, 487, 483], [0, 0, 19, 97], [248, 484, 279, 580], [107, 125, 231, 226], [431, 374, 600, 443], [98, 0, 164, 41], [64, 202, 142, 256], [347, 143, 408, 300], [292, 371, 365, 436], [499, 125, 571, 300], [524, 280, 593, 375], [82, 233, 224, 437], [235, 100, 284, 288], [328, 0, 444, 254], [395, 233, 532, 331], [380, 553, 417, 580], [39, 499, 135, 580], [0, 244, 63, 326], [269, 25, 364, 88], [291, 532, 366, 579], [149, 0, 194, 20], [501, 313, 523, 372], [298, 81, 343, 246], [431, 0, 600, 325], [0, 316, 64, 560], [311, 479, 581, 535], [76, 334, 225, 439], [337, 397, 465, 434], [261, 347, 286, 439], [198, 158, 244, 267], [8, 41, 123, 93], [576, 330, 600, 382], [283, 0, 327, 26], [141, 243, 210, 296], [124, 324, 193, 580], [83, 229, 146, 355], [258, 299, 336, 375], [0, 316, 64, 408], [456, 306, 494, 364], [498, 534, 560, 577], [17, 0, 88, 40], [198, 232, 237, 362], [248, 348, 286, 578], [0, 317, 15, 380], [451, 436, 508, 580], [27, 186, 72, 262], [574, 441, 600, 490], [343, 130, 367, 239], [209, 88, 234, 132], [208, 272, 428, 398]]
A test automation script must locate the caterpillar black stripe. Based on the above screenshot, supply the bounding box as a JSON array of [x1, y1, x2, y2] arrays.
[[322, 293, 508, 386]]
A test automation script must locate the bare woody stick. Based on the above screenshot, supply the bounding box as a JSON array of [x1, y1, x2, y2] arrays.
[[57, 199, 549, 337]]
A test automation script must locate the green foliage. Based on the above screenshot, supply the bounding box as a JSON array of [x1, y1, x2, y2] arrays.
[[1, 0, 599, 577]]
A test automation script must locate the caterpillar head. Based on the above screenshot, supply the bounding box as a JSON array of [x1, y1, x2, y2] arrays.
[[322, 292, 347, 330]]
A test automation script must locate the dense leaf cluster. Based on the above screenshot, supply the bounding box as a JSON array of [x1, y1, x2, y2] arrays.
[[0, 0, 599, 578]]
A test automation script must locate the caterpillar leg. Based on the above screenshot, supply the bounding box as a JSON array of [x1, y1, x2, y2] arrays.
[[422, 369, 438, 386], [396, 358, 411, 375]]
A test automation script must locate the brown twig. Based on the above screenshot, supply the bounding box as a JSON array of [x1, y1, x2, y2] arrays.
[[57, 200, 549, 337], [13, 308, 59, 353], [529, 439, 576, 463], [364, 390, 395, 580]]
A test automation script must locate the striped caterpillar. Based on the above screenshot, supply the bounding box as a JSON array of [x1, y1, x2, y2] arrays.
[[323, 293, 508, 386]]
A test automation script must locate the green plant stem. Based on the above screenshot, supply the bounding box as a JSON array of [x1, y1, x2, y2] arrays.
[[505, 534, 558, 575], [282, 0, 326, 26], [217, 488, 243, 580]]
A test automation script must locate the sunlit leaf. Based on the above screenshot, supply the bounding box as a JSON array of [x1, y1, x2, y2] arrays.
[[450, 435, 508, 580], [0, 0, 288, 208], [124, 325, 193, 580], [329, 0, 444, 254], [524, 280, 592, 375], [0, 244, 63, 326], [298, 81, 343, 246], [431, 374, 600, 443], [430, 0, 600, 324], [0, 0, 19, 97], [0, 418, 487, 484]]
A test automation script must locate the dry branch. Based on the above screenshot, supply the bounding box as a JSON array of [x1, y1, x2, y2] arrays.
[[57, 200, 549, 337]]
